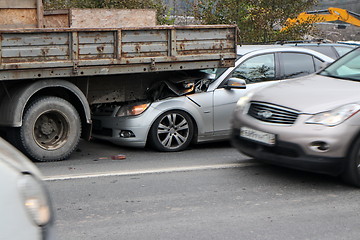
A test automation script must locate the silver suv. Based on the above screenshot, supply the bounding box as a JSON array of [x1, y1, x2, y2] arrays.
[[231, 47, 360, 187]]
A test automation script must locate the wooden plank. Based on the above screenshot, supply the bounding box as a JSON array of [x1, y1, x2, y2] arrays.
[[0, 34, 2, 64], [0, 9, 37, 29], [43, 10, 69, 28], [78, 31, 115, 44], [116, 30, 121, 60], [2, 56, 69, 63], [69, 9, 157, 28], [36, 0, 44, 28], [176, 28, 235, 41], [2, 45, 69, 58], [122, 43, 168, 53], [122, 30, 168, 43], [79, 44, 114, 55], [121, 52, 170, 58], [176, 40, 235, 51], [170, 29, 177, 57], [0, 0, 37, 9], [79, 54, 114, 60], [2, 32, 69, 46], [72, 32, 79, 60]]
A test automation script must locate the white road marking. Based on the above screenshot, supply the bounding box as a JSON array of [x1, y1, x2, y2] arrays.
[[43, 162, 259, 181]]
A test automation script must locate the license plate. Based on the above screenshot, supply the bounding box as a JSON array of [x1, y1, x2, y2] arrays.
[[240, 127, 276, 145]]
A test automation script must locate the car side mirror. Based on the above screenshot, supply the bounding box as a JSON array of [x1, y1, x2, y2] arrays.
[[224, 78, 246, 89]]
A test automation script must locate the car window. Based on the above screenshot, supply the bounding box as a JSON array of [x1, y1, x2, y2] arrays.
[[334, 46, 354, 57], [232, 53, 275, 83], [298, 45, 338, 59], [281, 53, 316, 79], [199, 55, 244, 80], [314, 57, 324, 71], [199, 67, 228, 81]]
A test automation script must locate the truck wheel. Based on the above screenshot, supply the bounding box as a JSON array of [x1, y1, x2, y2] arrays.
[[148, 110, 194, 152], [342, 137, 360, 187], [18, 96, 81, 161]]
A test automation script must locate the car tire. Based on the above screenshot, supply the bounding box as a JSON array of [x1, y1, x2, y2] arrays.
[[14, 96, 81, 162], [148, 110, 194, 152], [341, 137, 360, 187]]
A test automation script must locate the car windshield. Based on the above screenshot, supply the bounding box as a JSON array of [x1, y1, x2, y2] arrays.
[[200, 67, 227, 80], [200, 54, 243, 81], [320, 48, 360, 81]]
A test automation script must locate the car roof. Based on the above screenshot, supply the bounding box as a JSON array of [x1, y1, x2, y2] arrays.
[[282, 42, 357, 47], [236, 45, 335, 62], [337, 41, 360, 46], [236, 45, 288, 55], [279, 42, 358, 58]]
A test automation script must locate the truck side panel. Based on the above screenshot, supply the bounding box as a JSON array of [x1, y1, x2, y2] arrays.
[[0, 25, 237, 80]]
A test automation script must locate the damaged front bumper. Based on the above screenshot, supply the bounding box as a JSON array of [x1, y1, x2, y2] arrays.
[[92, 104, 162, 147]]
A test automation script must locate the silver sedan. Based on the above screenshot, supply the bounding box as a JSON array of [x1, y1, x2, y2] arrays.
[[92, 46, 334, 151]]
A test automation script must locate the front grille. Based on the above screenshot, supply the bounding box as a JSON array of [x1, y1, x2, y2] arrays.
[[248, 102, 299, 125]]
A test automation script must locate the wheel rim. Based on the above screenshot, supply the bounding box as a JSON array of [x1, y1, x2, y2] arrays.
[[33, 111, 69, 150], [157, 113, 189, 150]]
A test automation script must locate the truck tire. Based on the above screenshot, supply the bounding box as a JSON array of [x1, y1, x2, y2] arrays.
[[17, 96, 81, 161], [148, 110, 194, 152]]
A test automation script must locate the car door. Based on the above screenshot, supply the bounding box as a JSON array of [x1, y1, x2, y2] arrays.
[[213, 53, 280, 137]]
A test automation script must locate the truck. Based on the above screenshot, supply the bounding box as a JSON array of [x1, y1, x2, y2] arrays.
[[0, 0, 237, 161]]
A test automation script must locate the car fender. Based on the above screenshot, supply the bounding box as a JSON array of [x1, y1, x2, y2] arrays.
[[0, 79, 91, 127]]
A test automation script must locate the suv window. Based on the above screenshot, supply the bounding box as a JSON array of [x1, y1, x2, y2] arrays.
[[281, 53, 316, 79], [232, 53, 275, 83], [334, 46, 354, 57], [300, 46, 338, 59]]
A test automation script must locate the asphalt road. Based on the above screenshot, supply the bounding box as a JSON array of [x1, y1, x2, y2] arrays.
[[36, 140, 360, 240]]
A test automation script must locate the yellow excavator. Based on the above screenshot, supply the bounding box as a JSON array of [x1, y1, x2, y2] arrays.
[[281, 7, 360, 31]]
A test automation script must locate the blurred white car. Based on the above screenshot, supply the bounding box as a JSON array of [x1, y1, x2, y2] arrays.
[[0, 137, 54, 240]]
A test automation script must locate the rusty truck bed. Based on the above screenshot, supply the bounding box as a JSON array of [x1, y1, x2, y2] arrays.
[[0, 25, 237, 80]]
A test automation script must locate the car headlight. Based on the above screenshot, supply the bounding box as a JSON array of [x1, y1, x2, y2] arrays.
[[306, 104, 360, 126], [116, 103, 150, 117], [236, 92, 254, 110], [18, 173, 51, 226]]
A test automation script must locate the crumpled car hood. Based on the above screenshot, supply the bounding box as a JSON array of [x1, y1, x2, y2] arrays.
[[251, 74, 360, 113]]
